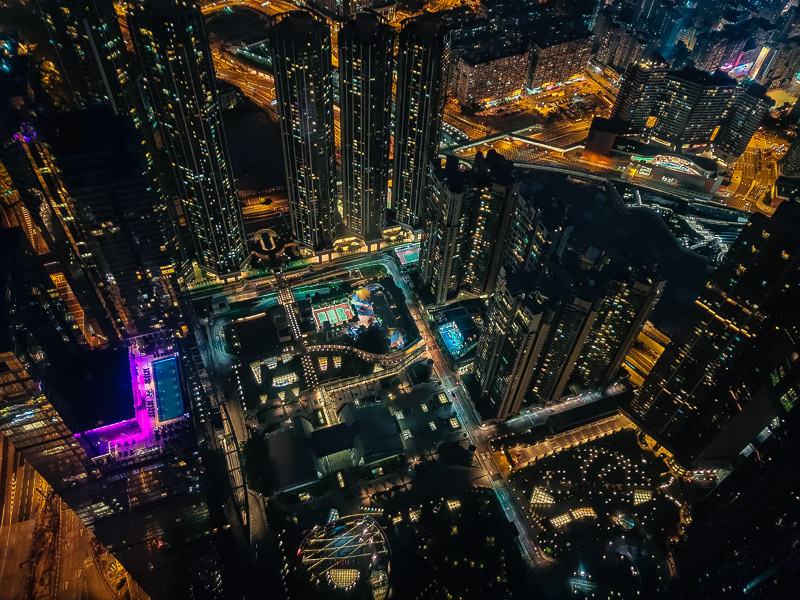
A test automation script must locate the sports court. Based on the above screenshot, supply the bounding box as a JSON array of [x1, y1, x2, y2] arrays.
[[395, 244, 420, 266], [153, 356, 185, 422], [313, 300, 354, 330]]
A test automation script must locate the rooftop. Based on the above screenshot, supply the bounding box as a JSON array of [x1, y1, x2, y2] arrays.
[[457, 34, 527, 65]]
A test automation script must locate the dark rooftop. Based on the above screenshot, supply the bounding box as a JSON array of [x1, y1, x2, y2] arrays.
[[272, 11, 329, 39], [671, 67, 737, 88], [458, 34, 527, 65]]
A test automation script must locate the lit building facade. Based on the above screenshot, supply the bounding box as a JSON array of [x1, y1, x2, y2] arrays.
[[420, 157, 474, 305], [128, 0, 247, 277], [611, 65, 762, 154], [476, 250, 662, 415], [338, 14, 393, 241], [34, 0, 130, 113], [461, 152, 518, 294], [573, 277, 665, 389], [0, 231, 223, 598], [474, 267, 551, 419], [628, 202, 800, 469], [270, 11, 337, 249], [691, 32, 747, 73], [713, 83, 774, 162], [50, 109, 178, 336], [500, 189, 570, 276], [756, 37, 800, 87], [451, 44, 529, 107], [420, 151, 517, 304], [528, 286, 597, 404], [671, 333, 800, 598], [1, 118, 117, 343], [648, 69, 738, 151], [596, 22, 646, 72], [392, 14, 449, 227], [527, 33, 593, 91], [611, 60, 670, 135]]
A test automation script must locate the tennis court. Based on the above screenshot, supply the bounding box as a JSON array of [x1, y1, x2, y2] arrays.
[[153, 356, 185, 422], [395, 244, 420, 265], [313, 301, 354, 330]]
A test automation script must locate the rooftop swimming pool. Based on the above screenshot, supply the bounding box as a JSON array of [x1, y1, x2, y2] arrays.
[[153, 356, 185, 422]]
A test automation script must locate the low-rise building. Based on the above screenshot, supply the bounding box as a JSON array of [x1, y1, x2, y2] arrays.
[[266, 401, 405, 494]]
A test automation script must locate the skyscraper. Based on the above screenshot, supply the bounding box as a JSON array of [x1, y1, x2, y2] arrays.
[[781, 135, 800, 177], [611, 60, 670, 136], [476, 244, 663, 416], [270, 11, 337, 249], [499, 185, 571, 276], [628, 201, 800, 469], [50, 109, 178, 336], [671, 331, 800, 597], [649, 68, 738, 150], [419, 151, 517, 304], [713, 83, 774, 162], [35, 0, 131, 113], [0, 415, 151, 599], [392, 14, 449, 227], [611, 65, 760, 153], [573, 275, 664, 389], [528, 273, 598, 404], [474, 267, 551, 418], [420, 157, 472, 305], [461, 152, 518, 294], [339, 14, 393, 241], [756, 38, 800, 88], [692, 30, 749, 73], [128, 0, 247, 277], [0, 228, 225, 599], [596, 21, 647, 72], [1, 115, 118, 344]]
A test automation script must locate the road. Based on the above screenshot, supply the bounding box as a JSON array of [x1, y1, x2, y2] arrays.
[[0, 438, 46, 594], [55, 507, 136, 600], [212, 47, 277, 117], [201, 0, 296, 17], [195, 249, 621, 567], [370, 258, 550, 566]]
